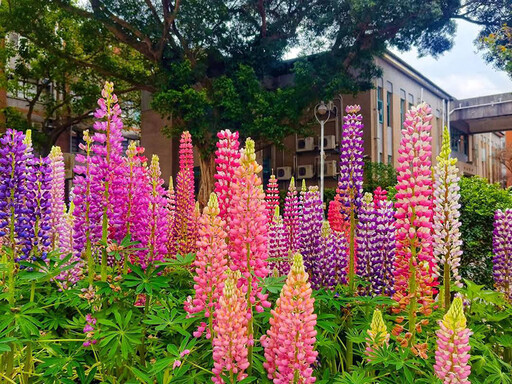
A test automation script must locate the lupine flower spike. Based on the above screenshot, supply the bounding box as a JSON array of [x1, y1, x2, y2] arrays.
[[337, 105, 364, 292], [185, 193, 228, 339], [365, 309, 390, 361], [393, 103, 436, 340], [212, 271, 249, 383], [48, 146, 66, 250], [262, 252, 318, 383], [434, 297, 472, 383], [493, 209, 512, 302], [373, 190, 395, 296], [265, 173, 280, 223], [283, 177, 300, 250], [433, 127, 463, 309], [228, 138, 270, 314], [172, 131, 197, 256], [268, 206, 290, 276], [320, 221, 348, 289]]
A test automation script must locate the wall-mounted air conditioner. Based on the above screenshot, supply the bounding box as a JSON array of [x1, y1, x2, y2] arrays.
[[276, 166, 292, 180], [63, 153, 75, 179], [296, 137, 315, 152], [297, 164, 314, 179], [322, 135, 337, 150], [324, 160, 338, 177]]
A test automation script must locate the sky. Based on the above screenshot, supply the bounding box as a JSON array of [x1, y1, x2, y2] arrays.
[[391, 20, 512, 100]]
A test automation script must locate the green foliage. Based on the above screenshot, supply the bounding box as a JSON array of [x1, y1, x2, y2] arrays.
[[459, 176, 512, 286]]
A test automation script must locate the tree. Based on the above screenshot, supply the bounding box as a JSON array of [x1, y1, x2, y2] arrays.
[[3, 0, 503, 203]]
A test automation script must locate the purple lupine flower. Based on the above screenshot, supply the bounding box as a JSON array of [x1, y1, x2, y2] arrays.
[[23, 155, 52, 262], [356, 193, 379, 295], [297, 185, 323, 288], [48, 146, 66, 250], [0, 130, 30, 250], [493, 209, 512, 302], [320, 221, 348, 289], [337, 105, 364, 213], [283, 177, 300, 250], [374, 197, 396, 296], [268, 206, 291, 276]]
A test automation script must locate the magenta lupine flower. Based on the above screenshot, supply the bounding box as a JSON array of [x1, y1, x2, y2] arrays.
[[82, 313, 98, 347], [214, 129, 241, 220], [320, 221, 348, 289], [261, 252, 318, 383], [265, 173, 280, 223], [228, 138, 270, 314], [297, 186, 323, 289], [48, 146, 66, 250], [493, 209, 512, 301], [283, 177, 300, 250], [433, 297, 472, 383], [166, 176, 177, 258], [268, 206, 291, 276], [144, 155, 169, 267], [393, 103, 437, 312], [89, 81, 127, 245], [172, 131, 197, 257], [72, 130, 101, 260], [185, 193, 228, 339]]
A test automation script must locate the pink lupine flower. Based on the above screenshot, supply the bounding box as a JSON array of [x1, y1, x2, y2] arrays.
[[434, 297, 472, 383], [228, 138, 270, 314], [433, 127, 463, 308], [212, 272, 250, 383], [393, 103, 437, 314], [185, 193, 228, 339], [214, 130, 241, 220], [172, 131, 197, 257], [82, 313, 97, 347], [261, 252, 317, 383], [172, 359, 182, 369], [365, 309, 390, 361], [265, 173, 280, 223], [283, 177, 300, 250]]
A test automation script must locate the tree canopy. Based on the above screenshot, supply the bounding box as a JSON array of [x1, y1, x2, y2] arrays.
[[1, 0, 511, 201]]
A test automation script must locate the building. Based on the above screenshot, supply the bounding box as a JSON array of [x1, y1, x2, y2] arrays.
[[139, 52, 510, 188]]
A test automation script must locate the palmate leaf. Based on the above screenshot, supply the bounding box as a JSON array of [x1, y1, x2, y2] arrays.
[[334, 369, 374, 384]]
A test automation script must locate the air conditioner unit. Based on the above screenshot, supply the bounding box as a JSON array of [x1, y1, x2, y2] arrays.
[[321, 135, 337, 150], [296, 137, 315, 152], [324, 160, 338, 177], [276, 166, 292, 180], [63, 153, 75, 179], [297, 164, 314, 179]]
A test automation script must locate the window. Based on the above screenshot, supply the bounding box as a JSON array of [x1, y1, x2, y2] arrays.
[[377, 83, 384, 124], [386, 91, 392, 127], [388, 155, 393, 164], [450, 127, 469, 157], [408, 93, 414, 110], [400, 89, 406, 127]]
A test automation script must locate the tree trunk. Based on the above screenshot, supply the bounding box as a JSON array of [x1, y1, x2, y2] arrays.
[[197, 153, 216, 208]]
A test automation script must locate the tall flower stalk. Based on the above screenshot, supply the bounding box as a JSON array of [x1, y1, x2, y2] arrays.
[[337, 105, 364, 293], [365, 309, 390, 361], [433, 127, 463, 309], [214, 129, 240, 220], [268, 206, 290, 276], [48, 146, 66, 250], [283, 177, 300, 250], [265, 173, 279, 223], [433, 297, 472, 383], [212, 272, 249, 383], [374, 193, 396, 296], [261, 252, 317, 383], [357, 193, 379, 295], [393, 103, 436, 343], [185, 192, 228, 339], [228, 138, 270, 366], [493, 209, 512, 302], [320, 221, 348, 289]]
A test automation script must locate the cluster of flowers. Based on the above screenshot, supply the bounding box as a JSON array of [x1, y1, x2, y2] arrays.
[[3, 81, 500, 383]]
